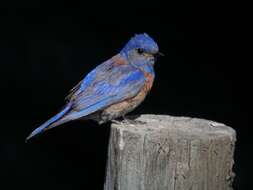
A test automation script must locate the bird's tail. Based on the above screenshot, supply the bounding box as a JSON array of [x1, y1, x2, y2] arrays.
[[26, 103, 72, 142]]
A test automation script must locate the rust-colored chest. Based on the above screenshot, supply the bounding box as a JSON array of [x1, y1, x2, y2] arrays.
[[100, 69, 154, 122]]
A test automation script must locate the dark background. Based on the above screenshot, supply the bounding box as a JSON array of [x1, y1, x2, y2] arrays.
[[0, 0, 250, 190]]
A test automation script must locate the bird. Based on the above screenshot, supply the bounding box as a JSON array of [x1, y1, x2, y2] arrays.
[[26, 33, 162, 141]]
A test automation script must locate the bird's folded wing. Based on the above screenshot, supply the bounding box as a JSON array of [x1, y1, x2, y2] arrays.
[[65, 65, 146, 120], [65, 55, 118, 101]]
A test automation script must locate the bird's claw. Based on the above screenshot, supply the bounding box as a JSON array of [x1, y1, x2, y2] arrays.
[[123, 118, 146, 125], [111, 117, 146, 125], [111, 119, 123, 125]]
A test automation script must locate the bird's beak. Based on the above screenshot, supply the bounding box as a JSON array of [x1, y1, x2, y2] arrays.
[[157, 52, 164, 56], [154, 52, 164, 60]]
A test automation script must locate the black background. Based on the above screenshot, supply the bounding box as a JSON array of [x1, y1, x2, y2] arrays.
[[0, 0, 250, 190]]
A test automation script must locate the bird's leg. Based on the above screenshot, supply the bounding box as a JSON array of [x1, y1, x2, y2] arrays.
[[111, 116, 146, 125], [122, 115, 146, 125], [111, 119, 123, 125]]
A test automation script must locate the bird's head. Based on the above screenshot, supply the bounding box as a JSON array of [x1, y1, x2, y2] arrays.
[[120, 33, 163, 66]]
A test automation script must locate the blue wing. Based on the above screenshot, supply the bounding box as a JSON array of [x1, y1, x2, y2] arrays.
[[62, 60, 146, 121]]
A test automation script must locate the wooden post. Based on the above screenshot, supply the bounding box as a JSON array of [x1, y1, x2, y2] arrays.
[[104, 114, 236, 190]]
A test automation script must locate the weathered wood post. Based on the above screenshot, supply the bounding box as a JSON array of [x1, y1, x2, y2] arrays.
[[104, 114, 236, 190]]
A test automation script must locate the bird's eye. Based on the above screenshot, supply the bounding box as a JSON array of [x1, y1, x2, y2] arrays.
[[137, 48, 144, 54]]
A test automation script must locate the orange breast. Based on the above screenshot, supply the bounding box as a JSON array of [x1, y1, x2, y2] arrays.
[[142, 72, 154, 92], [103, 71, 154, 117]]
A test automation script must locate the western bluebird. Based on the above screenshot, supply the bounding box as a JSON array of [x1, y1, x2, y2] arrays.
[[26, 33, 162, 141]]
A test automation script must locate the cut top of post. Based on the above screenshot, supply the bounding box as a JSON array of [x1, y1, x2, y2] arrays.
[[111, 114, 236, 141]]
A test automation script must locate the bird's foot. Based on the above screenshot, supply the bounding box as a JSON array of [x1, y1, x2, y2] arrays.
[[111, 117, 146, 125], [123, 119, 146, 125], [111, 119, 123, 125], [122, 116, 146, 125]]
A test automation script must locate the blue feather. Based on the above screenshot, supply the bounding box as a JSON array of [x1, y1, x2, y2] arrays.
[[26, 103, 72, 141]]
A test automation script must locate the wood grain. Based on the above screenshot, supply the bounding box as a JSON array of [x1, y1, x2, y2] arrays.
[[104, 114, 236, 190]]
